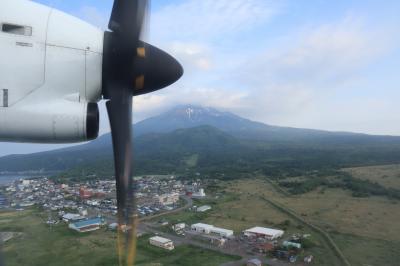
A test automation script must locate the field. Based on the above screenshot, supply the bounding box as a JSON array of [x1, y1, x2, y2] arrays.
[[135, 236, 240, 266], [161, 168, 400, 266], [158, 181, 344, 266], [344, 164, 400, 190], [223, 166, 400, 266], [0, 209, 239, 266], [2, 164, 400, 266]]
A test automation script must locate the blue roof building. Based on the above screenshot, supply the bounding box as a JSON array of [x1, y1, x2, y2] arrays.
[[69, 217, 102, 233]]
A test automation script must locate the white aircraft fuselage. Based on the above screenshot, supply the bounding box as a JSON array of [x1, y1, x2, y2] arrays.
[[0, 0, 103, 143]]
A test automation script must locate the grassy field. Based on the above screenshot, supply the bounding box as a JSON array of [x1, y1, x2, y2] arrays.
[[158, 180, 344, 266], [3, 164, 400, 266], [150, 174, 400, 266], [330, 232, 400, 266], [276, 189, 400, 241], [0, 209, 239, 266], [344, 164, 400, 189], [224, 175, 400, 266]]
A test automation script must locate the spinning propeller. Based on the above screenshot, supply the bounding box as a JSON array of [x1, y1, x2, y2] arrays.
[[102, 0, 183, 264]]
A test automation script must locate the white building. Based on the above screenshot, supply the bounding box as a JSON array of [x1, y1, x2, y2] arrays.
[[149, 236, 175, 250], [22, 180, 31, 185], [196, 205, 211, 212], [156, 193, 179, 206], [62, 213, 84, 222], [210, 227, 234, 238], [243, 227, 284, 240], [191, 223, 234, 238], [172, 223, 186, 231], [192, 188, 206, 198], [86, 200, 100, 207]]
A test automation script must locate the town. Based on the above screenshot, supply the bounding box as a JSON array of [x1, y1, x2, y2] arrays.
[[1, 176, 316, 266]]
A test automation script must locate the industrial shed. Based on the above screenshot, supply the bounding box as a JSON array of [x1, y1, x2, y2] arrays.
[[244, 227, 284, 240], [191, 223, 214, 233], [191, 223, 233, 237], [149, 236, 174, 250], [69, 218, 102, 233]]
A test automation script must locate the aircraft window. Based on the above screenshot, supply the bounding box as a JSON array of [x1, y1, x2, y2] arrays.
[[1, 23, 32, 36]]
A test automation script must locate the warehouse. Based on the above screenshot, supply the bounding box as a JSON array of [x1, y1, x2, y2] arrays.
[[149, 236, 174, 250], [191, 223, 214, 234], [62, 213, 84, 222], [210, 227, 234, 238], [69, 218, 102, 233], [191, 223, 234, 238], [244, 227, 284, 240]]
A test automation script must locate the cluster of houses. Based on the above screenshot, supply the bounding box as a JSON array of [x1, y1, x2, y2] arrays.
[[3, 178, 116, 212], [2, 176, 206, 216], [2, 176, 210, 234]]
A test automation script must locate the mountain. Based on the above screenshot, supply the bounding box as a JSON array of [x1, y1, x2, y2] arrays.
[[1, 105, 400, 178], [0, 126, 248, 177], [135, 105, 400, 145], [134, 105, 265, 135]]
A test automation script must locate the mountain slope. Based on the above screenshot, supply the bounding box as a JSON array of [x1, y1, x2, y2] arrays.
[[0, 126, 245, 174], [79, 105, 400, 152], [1, 105, 400, 177]]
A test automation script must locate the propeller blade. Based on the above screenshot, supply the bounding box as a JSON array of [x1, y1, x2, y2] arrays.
[[109, 0, 148, 41], [103, 1, 183, 265], [106, 86, 135, 265]]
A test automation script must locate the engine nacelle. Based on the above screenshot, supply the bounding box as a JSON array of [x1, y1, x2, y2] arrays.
[[0, 101, 99, 143]]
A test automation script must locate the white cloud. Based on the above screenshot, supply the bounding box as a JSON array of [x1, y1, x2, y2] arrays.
[[225, 15, 400, 132], [135, 14, 398, 124], [168, 42, 213, 72], [151, 0, 280, 43]]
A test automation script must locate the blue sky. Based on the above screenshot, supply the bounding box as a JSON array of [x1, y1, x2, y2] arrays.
[[1, 0, 400, 156]]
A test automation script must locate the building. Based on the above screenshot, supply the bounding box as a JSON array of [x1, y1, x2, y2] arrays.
[[79, 209, 88, 216], [149, 236, 174, 250], [210, 227, 233, 238], [196, 205, 211, 212], [191, 223, 234, 238], [108, 223, 118, 230], [156, 193, 179, 206], [191, 223, 214, 234], [244, 227, 284, 240], [79, 187, 93, 199], [62, 213, 84, 222], [283, 241, 301, 249], [22, 180, 31, 186], [69, 218, 102, 233], [192, 188, 206, 198], [247, 258, 262, 266], [172, 223, 186, 232]]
